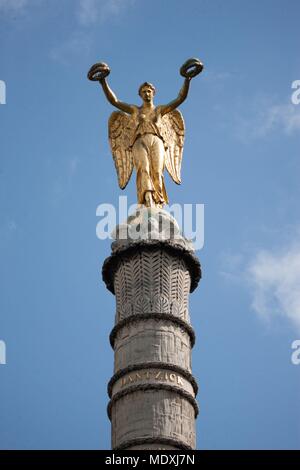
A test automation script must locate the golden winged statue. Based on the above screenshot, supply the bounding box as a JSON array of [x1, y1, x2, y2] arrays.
[[88, 58, 204, 207]]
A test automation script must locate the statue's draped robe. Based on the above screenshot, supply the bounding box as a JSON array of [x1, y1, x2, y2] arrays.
[[108, 107, 184, 207], [131, 112, 168, 205]]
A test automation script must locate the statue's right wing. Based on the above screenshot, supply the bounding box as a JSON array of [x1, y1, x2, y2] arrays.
[[160, 109, 185, 185], [108, 111, 135, 189]]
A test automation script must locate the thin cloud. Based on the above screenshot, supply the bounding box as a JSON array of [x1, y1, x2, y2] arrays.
[[51, 1, 135, 64], [0, 0, 43, 14], [202, 70, 233, 83], [256, 104, 300, 136], [50, 157, 80, 205], [0, 220, 18, 247], [219, 252, 245, 283], [247, 243, 300, 332], [220, 231, 300, 332], [77, 0, 135, 26], [7, 220, 17, 231], [77, 0, 98, 25], [68, 157, 79, 177], [50, 32, 92, 65], [235, 99, 300, 141], [0, 0, 28, 12]]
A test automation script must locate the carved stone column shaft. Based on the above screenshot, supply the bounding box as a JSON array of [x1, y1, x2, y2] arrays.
[[102, 209, 201, 450]]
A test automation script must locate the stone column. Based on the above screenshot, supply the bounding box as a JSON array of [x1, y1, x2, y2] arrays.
[[102, 208, 201, 450]]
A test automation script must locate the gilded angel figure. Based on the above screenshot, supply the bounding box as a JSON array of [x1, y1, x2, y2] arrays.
[[88, 58, 203, 207]]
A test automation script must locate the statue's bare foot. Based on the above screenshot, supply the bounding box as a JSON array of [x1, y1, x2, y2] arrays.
[[145, 191, 154, 207]]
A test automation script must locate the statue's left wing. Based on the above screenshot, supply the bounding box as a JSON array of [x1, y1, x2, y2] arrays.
[[108, 111, 135, 189], [160, 110, 185, 185]]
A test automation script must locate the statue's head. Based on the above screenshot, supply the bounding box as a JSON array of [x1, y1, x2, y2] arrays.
[[138, 82, 156, 102]]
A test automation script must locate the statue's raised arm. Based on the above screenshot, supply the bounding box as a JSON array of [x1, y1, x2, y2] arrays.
[[159, 58, 204, 116], [87, 62, 135, 115]]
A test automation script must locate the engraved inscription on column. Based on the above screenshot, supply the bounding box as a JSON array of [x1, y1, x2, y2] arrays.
[[112, 368, 195, 397]]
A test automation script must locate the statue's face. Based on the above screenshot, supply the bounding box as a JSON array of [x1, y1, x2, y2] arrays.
[[140, 87, 154, 102]]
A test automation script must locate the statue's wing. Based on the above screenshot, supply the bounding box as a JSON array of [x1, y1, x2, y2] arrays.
[[108, 111, 135, 189], [160, 109, 185, 185]]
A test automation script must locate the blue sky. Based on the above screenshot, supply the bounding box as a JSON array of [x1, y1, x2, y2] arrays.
[[0, 0, 300, 450]]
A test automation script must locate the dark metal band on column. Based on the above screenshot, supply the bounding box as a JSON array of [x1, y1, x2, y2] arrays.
[[114, 436, 194, 451], [109, 312, 196, 348], [107, 383, 199, 419]]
